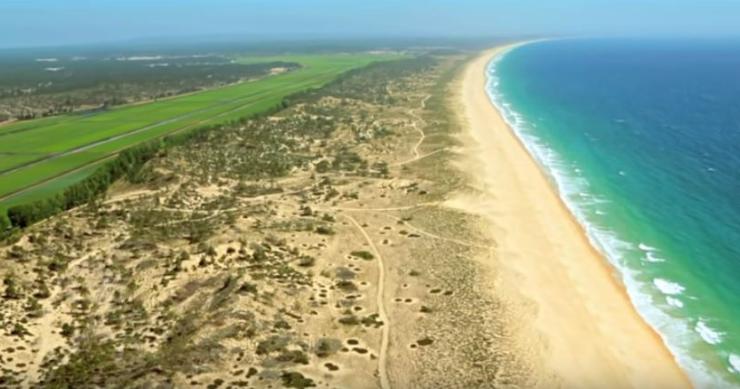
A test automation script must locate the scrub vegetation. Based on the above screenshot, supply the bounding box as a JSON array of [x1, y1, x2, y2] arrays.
[[0, 48, 531, 388]]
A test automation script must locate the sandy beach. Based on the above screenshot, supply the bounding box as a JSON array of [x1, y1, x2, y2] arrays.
[[451, 46, 692, 388]]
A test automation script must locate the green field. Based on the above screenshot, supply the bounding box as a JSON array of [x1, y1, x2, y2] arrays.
[[0, 53, 395, 209]]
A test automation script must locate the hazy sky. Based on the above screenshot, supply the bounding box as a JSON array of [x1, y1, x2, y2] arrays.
[[2, 0, 740, 48]]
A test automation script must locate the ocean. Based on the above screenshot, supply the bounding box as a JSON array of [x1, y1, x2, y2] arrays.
[[488, 38, 740, 387]]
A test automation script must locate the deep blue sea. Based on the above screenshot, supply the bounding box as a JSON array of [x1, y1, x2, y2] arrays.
[[489, 38, 740, 387]]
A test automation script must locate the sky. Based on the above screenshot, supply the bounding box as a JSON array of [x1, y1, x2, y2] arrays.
[[1, 0, 740, 48]]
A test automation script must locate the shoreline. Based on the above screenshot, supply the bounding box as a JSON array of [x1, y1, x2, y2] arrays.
[[451, 46, 692, 387]]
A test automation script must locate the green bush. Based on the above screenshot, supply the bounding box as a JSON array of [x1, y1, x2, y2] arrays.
[[315, 226, 334, 235], [0, 210, 10, 231], [280, 371, 315, 388], [350, 250, 374, 260]]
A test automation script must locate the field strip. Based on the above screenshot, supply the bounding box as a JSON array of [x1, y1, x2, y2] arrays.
[[0, 116, 62, 136], [0, 70, 325, 176], [0, 75, 268, 139], [0, 84, 284, 177], [0, 156, 115, 204], [0, 54, 400, 208], [0, 69, 338, 203], [0, 66, 341, 175]]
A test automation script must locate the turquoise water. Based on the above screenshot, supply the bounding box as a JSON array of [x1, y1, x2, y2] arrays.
[[490, 39, 740, 387]]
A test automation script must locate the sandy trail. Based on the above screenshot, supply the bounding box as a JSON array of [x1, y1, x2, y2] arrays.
[[453, 46, 691, 388], [330, 202, 439, 212], [410, 95, 432, 159], [393, 94, 450, 167], [345, 215, 391, 389], [336, 208, 489, 250]]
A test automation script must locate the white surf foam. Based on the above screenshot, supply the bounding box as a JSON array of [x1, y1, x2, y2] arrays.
[[637, 243, 665, 262], [639, 243, 657, 251], [666, 296, 684, 308], [730, 354, 740, 374], [695, 320, 724, 345], [116, 55, 164, 61], [645, 251, 666, 263], [486, 45, 736, 388], [654, 278, 685, 295]]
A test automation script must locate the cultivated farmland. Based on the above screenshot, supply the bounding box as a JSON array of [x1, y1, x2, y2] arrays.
[[0, 54, 394, 209]]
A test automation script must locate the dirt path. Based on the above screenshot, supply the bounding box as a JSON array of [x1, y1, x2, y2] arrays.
[[345, 215, 391, 389], [381, 212, 490, 249], [330, 202, 439, 212], [396, 149, 446, 166], [336, 206, 489, 250], [392, 94, 449, 167], [406, 95, 430, 161], [410, 124, 425, 160]]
